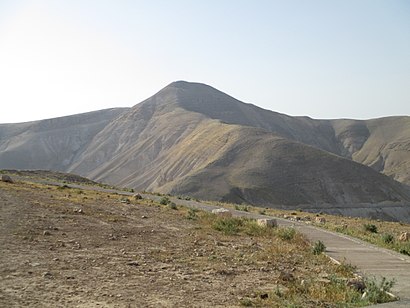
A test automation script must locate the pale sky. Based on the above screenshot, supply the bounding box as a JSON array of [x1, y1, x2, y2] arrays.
[[0, 0, 409, 123]]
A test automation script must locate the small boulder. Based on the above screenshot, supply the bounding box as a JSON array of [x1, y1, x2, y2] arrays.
[[279, 271, 295, 282], [398, 232, 409, 242], [211, 208, 232, 217], [1, 175, 13, 183], [256, 218, 277, 228], [347, 278, 366, 292], [315, 217, 326, 224], [133, 193, 143, 200], [43, 271, 53, 279]]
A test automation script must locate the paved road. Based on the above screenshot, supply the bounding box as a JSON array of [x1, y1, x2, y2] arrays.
[[141, 192, 410, 306], [11, 178, 410, 306]]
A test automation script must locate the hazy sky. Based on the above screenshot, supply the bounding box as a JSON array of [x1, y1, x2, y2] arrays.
[[0, 0, 409, 123]]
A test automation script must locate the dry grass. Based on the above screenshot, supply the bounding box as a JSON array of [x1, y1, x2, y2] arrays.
[[0, 179, 384, 307], [209, 200, 410, 256]]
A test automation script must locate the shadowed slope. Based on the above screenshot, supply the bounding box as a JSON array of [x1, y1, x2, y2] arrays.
[[332, 117, 410, 185], [144, 82, 410, 185], [158, 124, 410, 207], [1, 81, 409, 210], [67, 82, 410, 208]]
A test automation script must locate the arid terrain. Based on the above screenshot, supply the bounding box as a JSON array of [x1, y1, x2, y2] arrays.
[[1, 176, 385, 308], [1, 81, 409, 213]]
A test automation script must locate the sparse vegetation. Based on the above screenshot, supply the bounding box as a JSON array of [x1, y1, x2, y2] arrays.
[[364, 223, 378, 233], [234, 204, 249, 212], [186, 208, 199, 220], [277, 227, 296, 241], [0, 178, 400, 307], [168, 202, 177, 210], [205, 199, 410, 257], [57, 184, 70, 190], [363, 277, 396, 304], [159, 196, 170, 205], [382, 233, 394, 244], [399, 248, 410, 256], [312, 240, 326, 255], [212, 217, 243, 235]]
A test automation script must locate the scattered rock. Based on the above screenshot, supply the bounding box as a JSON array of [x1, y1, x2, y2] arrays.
[[133, 193, 143, 200], [43, 230, 51, 236], [141, 215, 147, 219], [211, 208, 232, 217], [108, 234, 117, 240], [347, 278, 366, 292], [259, 293, 269, 299], [127, 261, 139, 266], [279, 271, 295, 282], [317, 278, 331, 284], [1, 175, 13, 183], [398, 232, 409, 242], [256, 218, 277, 228], [315, 217, 326, 224], [43, 271, 53, 279], [289, 216, 301, 222]]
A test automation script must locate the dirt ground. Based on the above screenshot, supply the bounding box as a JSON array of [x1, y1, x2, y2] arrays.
[[0, 180, 358, 307]]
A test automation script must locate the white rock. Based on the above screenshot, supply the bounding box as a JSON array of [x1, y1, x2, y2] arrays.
[[211, 208, 232, 217], [256, 218, 277, 228]]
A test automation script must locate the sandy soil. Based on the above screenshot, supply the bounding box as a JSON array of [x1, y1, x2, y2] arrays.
[[0, 181, 320, 307]]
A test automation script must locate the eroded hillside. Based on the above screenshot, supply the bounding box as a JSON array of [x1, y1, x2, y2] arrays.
[[0, 81, 409, 209]]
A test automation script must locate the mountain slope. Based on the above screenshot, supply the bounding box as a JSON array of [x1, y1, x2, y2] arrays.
[[120, 81, 410, 185], [65, 81, 410, 209], [331, 117, 410, 185], [157, 124, 410, 207], [0, 108, 128, 171], [0, 81, 409, 213]]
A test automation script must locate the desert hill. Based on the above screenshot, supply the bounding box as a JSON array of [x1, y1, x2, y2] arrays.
[[160, 81, 410, 185], [0, 81, 409, 213], [0, 108, 128, 171]]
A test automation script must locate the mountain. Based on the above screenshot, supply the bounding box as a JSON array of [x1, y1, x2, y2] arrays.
[[1, 81, 409, 220], [0, 108, 128, 171], [330, 117, 410, 185]]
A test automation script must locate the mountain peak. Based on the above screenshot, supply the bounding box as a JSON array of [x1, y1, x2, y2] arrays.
[[168, 80, 211, 89]]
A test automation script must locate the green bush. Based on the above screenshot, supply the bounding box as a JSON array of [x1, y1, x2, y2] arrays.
[[57, 184, 70, 190], [364, 224, 378, 233], [364, 277, 395, 304], [234, 205, 249, 212], [382, 233, 394, 244], [187, 208, 199, 220], [212, 217, 243, 235], [399, 248, 410, 256], [312, 240, 326, 255], [277, 227, 296, 241], [168, 202, 177, 210], [239, 297, 253, 306], [159, 196, 170, 205]]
